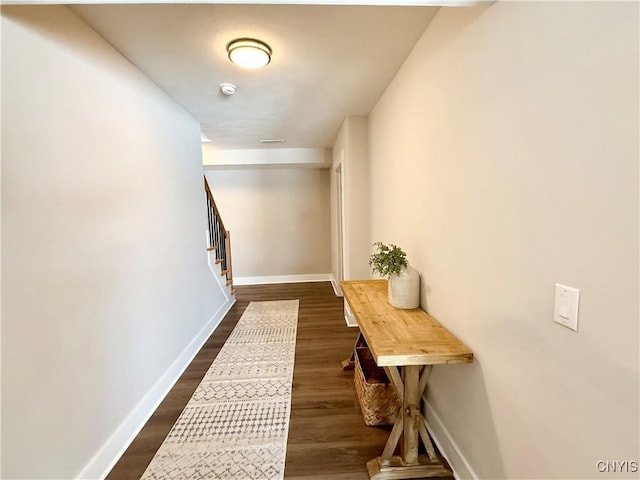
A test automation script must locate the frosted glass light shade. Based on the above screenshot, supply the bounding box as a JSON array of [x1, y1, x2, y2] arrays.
[[227, 38, 271, 69]]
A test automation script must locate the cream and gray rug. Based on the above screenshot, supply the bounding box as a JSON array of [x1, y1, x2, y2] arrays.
[[140, 300, 299, 480]]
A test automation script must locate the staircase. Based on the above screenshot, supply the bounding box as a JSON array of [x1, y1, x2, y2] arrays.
[[204, 177, 235, 296]]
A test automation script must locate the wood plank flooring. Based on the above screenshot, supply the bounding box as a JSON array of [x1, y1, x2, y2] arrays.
[[106, 281, 453, 480]]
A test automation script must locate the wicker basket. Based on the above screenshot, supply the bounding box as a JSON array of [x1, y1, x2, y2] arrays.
[[354, 347, 401, 426]]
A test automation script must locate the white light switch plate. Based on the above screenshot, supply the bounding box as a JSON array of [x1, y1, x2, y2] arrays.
[[554, 284, 579, 331]]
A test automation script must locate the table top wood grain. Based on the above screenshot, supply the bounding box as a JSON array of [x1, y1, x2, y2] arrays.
[[341, 280, 473, 367]]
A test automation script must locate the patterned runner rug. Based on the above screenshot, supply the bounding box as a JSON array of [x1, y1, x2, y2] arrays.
[[140, 300, 300, 480]]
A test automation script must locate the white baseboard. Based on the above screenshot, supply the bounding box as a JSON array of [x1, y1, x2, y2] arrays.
[[330, 275, 342, 297], [234, 273, 333, 286], [344, 302, 358, 327], [77, 297, 235, 480], [423, 398, 479, 480], [207, 250, 235, 303]]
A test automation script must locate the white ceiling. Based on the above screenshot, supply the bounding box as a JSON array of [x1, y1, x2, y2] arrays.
[[70, 4, 439, 150]]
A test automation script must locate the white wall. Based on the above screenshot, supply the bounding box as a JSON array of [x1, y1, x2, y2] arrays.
[[369, 2, 638, 479], [205, 166, 331, 280], [331, 116, 371, 288], [1, 6, 230, 479]]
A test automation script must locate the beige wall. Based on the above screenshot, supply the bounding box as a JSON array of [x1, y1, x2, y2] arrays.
[[205, 167, 331, 280], [369, 2, 638, 479], [1, 6, 229, 478]]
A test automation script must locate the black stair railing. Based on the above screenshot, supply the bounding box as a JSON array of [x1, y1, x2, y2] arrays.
[[204, 177, 233, 291]]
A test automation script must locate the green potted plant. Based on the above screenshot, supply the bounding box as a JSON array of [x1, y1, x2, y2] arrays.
[[369, 242, 420, 309], [369, 242, 407, 277]]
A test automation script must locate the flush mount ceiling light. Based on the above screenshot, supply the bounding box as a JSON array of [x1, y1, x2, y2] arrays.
[[226, 38, 272, 69]]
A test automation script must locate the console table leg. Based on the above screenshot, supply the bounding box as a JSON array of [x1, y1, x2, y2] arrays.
[[383, 366, 404, 398], [341, 332, 365, 370], [381, 417, 403, 459], [418, 414, 438, 462], [366, 363, 452, 480], [401, 365, 421, 465], [419, 365, 433, 395]]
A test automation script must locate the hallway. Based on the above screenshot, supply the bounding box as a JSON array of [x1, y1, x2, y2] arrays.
[[107, 282, 451, 479]]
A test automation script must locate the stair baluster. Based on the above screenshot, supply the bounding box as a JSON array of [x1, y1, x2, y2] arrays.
[[204, 177, 234, 292]]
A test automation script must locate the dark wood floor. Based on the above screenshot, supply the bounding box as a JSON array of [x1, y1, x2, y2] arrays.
[[106, 281, 452, 480]]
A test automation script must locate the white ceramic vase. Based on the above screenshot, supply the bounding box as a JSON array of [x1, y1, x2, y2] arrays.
[[388, 265, 420, 309]]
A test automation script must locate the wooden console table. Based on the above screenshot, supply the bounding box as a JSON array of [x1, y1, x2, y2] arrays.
[[341, 280, 473, 480]]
